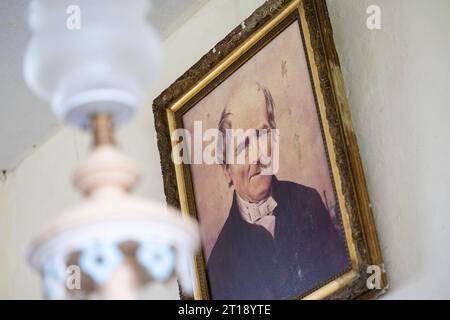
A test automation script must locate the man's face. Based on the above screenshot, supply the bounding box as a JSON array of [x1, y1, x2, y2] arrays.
[[223, 85, 274, 203]]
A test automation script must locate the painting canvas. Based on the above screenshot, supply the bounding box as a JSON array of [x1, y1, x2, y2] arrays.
[[182, 21, 350, 299]]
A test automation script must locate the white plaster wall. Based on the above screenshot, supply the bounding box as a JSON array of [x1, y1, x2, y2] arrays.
[[1, 0, 449, 299], [326, 0, 450, 299], [0, 0, 265, 299]]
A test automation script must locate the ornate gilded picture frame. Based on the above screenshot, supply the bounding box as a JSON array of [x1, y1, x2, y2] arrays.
[[153, 0, 387, 300]]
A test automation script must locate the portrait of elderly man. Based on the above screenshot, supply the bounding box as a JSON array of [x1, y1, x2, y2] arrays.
[[206, 83, 349, 300]]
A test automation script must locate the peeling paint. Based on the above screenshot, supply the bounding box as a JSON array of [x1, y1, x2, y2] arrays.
[[281, 59, 288, 78], [0, 170, 7, 182], [293, 134, 301, 161]]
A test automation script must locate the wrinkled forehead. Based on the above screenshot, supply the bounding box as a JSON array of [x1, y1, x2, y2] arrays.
[[226, 83, 269, 130]]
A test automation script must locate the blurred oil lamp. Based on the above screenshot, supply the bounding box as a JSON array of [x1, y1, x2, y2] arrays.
[[23, 0, 199, 299]]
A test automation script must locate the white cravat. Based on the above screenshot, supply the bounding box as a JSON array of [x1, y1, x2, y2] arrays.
[[236, 193, 277, 238]]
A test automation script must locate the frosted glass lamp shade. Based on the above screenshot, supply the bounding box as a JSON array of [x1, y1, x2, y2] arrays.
[[23, 0, 163, 128]]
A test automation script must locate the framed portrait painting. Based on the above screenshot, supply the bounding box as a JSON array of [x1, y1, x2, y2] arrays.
[[153, 0, 387, 300]]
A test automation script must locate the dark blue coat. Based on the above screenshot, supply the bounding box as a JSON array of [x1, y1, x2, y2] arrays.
[[206, 178, 350, 299]]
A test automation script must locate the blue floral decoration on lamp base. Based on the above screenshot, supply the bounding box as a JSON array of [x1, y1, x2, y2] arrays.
[[79, 242, 123, 284], [137, 241, 175, 281]]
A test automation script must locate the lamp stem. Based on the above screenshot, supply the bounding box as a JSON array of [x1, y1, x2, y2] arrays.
[[91, 113, 116, 146]]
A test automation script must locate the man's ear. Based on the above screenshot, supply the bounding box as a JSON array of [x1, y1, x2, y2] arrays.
[[222, 165, 233, 188]]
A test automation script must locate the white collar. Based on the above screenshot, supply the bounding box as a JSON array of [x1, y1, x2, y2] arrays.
[[236, 192, 278, 224]]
